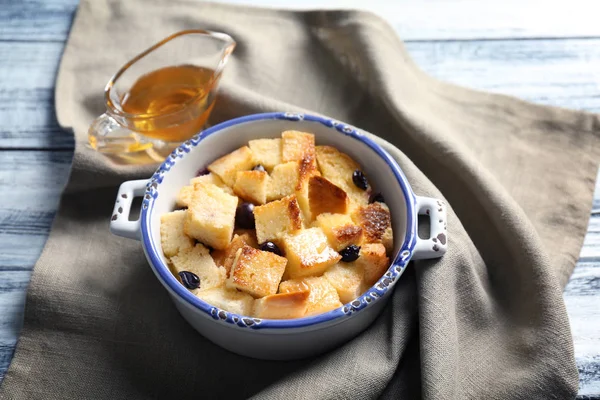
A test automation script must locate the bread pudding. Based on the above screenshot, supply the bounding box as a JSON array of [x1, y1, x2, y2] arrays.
[[160, 130, 394, 319]]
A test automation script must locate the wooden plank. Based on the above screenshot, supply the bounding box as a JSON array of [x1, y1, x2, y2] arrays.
[[4, 0, 600, 42], [0, 41, 73, 149], [565, 175, 600, 396], [565, 264, 600, 396], [0, 272, 32, 382], [405, 39, 600, 113], [581, 216, 600, 261], [0, 150, 72, 381], [3, 38, 600, 149], [0, 150, 71, 381], [0, 0, 77, 42], [0, 150, 72, 270]]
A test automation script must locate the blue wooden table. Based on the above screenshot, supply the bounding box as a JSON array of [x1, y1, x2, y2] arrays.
[[1, 0, 599, 396]]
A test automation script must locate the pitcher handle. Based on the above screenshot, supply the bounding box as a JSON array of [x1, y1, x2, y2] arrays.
[[88, 113, 151, 154]]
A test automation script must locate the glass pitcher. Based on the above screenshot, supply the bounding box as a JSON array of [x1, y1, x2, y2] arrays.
[[88, 29, 236, 163]]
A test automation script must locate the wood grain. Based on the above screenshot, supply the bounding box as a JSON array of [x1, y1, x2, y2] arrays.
[[0, 42, 73, 149], [0, 0, 77, 42], [0, 151, 72, 381], [0, 151, 72, 269], [4, 0, 600, 42], [0, 271, 33, 382], [406, 39, 600, 113], [566, 177, 600, 397]]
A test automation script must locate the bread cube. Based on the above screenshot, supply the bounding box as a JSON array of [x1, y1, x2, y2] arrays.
[[295, 157, 320, 221], [227, 246, 288, 298], [313, 213, 363, 251], [248, 138, 282, 171], [267, 161, 299, 201], [233, 170, 269, 205], [354, 243, 389, 286], [278, 279, 310, 293], [160, 210, 195, 258], [324, 262, 367, 303], [177, 173, 234, 208], [170, 244, 227, 292], [208, 146, 255, 187], [351, 202, 392, 245], [190, 172, 234, 195], [252, 290, 310, 319], [176, 185, 195, 208], [279, 276, 342, 316], [281, 131, 315, 165], [254, 195, 303, 244], [197, 286, 254, 315], [308, 176, 349, 219], [211, 233, 257, 275], [184, 183, 237, 250], [282, 227, 341, 278], [295, 182, 311, 223], [315, 146, 369, 208]]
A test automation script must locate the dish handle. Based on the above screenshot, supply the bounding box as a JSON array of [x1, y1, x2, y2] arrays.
[[412, 196, 448, 260], [109, 179, 148, 240]]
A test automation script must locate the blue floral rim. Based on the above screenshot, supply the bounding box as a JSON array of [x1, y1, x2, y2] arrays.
[[140, 112, 417, 330]]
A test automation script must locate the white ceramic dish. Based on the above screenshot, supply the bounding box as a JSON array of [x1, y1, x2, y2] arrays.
[[110, 112, 447, 360]]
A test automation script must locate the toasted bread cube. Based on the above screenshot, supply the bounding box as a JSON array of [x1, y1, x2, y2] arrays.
[[281, 131, 315, 164], [315, 146, 369, 208], [227, 246, 287, 298], [212, 233, 258, 275], [295, 182, 311, 223], [278, 279, 310, 293], [248, 138, 282, 171], [294, 157, 320, 221], [280, 276, 342, 316], [208, 146, 255, 187], [351, 202, 392, 246], [233, 170, 269, 205], [355, 243, 389, 286], [314, 213, 363, 251], [282, 227, 342, 278], [308, 176, 349, 219], [267, 161, 300, 201], [176, 185, 195, 208], [184, 183, 237, 250], [254, 195, 303, 244], [324, 262, 367, 304], [160, 210, 195, 258], [171, 244, 227, 292], [190, 173, 234, 195], [252, 290, 310, 319], [197, 286, 254, 315]]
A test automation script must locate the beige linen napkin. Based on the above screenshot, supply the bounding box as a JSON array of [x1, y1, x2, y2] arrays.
[[1, 0, 599, 398]]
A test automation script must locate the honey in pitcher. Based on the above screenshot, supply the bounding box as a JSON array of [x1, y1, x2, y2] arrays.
[[120, 65, 217, 142]]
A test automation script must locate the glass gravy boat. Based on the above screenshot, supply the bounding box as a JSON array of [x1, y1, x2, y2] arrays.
[[88, 30, 236, 164]]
